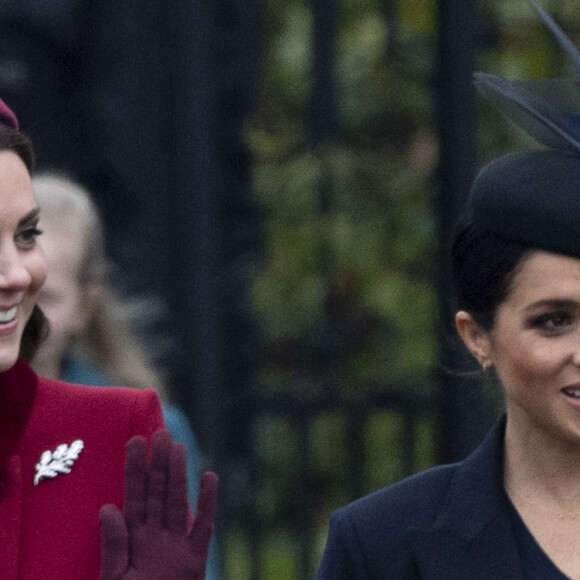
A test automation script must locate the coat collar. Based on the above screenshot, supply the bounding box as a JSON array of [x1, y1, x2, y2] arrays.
[[0, 360, 38, 476], [409, 417, 524, 579], [0, 456, 22, 580], [432, 416, 508, 538], [0, 361, 38, 580]]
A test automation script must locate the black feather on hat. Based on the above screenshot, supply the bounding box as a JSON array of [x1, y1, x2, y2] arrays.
[[470, 0, 580, 258], [475, 0, 580, 153]]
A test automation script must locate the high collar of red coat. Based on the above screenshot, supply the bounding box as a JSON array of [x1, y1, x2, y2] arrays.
[[0, 360, 38, 471]]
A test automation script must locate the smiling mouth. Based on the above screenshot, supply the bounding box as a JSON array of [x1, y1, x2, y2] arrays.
[[0, 307, 17, 324], [563, 387, 580, 399]]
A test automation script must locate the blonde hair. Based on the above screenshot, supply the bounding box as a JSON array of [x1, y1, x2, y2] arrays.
[[32, 172, 168, 400]]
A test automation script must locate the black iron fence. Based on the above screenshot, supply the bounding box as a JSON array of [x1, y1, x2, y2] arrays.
[[235, 386, 437, 579], [216, 0, 492, 577]]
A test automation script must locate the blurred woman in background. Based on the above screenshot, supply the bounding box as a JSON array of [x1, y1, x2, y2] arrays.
[[31, 172, 220, 579]]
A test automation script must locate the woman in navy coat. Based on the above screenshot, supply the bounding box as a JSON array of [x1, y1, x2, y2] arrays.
[[319, 4, 580, 579], [319, 149, 580, 580]]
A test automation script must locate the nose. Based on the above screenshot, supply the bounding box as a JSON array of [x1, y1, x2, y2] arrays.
[[0, 243, 31, 291]]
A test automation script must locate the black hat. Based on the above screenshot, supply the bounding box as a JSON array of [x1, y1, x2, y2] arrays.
[[470, 149, 580, 258], [471, 0, 580, 258]]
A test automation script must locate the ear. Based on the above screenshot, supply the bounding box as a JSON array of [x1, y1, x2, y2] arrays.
[[455, 311, 493, 369]]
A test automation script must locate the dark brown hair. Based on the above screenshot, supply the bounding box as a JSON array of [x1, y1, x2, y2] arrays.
[[0, 123, 49, 361], [450, 217, 531, 331]]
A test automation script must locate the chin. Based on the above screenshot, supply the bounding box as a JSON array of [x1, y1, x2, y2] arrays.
[[0, 356, 18, 373], [0, 342, 22, 373]]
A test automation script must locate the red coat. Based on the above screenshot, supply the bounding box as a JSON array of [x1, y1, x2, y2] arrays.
[[0, 360, 165, 579]]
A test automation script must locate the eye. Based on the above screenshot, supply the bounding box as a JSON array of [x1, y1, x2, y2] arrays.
[[16, 226, 43, 249], [530, 311, 574, 335]]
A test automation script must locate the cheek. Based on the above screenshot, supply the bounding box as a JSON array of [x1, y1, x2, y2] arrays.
[[38, 304, 74, 356], [31, 257, 47, 294], [494, 339, 563, 388], [40, 297, 74, 329], [40, 303, 65, 332], [39, 291, 85, 338]]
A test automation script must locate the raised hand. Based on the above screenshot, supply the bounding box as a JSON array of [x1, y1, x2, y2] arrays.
[[99, 430, 218, 580]]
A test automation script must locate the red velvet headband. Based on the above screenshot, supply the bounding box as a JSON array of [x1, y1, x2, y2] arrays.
[[0, 98, 18, 131]]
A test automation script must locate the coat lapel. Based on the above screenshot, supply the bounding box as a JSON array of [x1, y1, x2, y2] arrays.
[[408, 418, 524, 579], [0, 455, 23, 580], [0, 362, 37, 580], [0, 361, 38, 469], [410, 521, 521, 579]]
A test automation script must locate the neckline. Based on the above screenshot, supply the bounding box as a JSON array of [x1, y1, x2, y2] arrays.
[[506, 490, 573, 579]]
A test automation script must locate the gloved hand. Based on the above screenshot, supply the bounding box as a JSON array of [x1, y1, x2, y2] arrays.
[[99, 430, 218, 580]]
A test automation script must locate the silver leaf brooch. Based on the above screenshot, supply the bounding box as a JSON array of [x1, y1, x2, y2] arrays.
[[34, 440, 84, 485]]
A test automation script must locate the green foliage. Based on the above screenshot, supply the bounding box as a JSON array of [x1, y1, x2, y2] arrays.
[[251, 0, 439, 393], [244, 1, 440, 576]]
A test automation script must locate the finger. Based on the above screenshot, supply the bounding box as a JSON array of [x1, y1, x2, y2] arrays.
[[189, 471, 219, 567], [99, 504, 129, 579], [166, 441, 189, 534], [123, 435, 148, 527], [146, 430, 172, 528]]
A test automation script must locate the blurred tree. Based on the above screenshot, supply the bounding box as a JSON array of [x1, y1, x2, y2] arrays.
[[251, 0, 439, 399]]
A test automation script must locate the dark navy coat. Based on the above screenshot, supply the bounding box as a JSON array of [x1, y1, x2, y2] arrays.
[[317, 417, 526, 579]]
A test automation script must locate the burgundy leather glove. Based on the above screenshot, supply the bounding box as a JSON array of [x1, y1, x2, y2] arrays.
[[99, 430, 218, 580]]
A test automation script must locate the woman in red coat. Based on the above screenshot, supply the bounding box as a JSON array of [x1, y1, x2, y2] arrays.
[[0, 99, 217, 579]]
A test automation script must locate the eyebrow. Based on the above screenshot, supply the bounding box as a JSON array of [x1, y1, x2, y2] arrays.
[[18, 207, 41, 227], [524, 298, 579, 312]]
